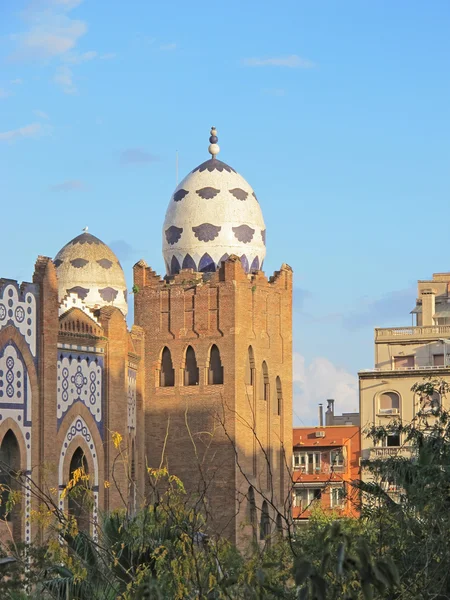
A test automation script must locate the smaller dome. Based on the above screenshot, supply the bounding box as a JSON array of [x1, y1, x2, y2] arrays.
[[54, 232, 128, 316]]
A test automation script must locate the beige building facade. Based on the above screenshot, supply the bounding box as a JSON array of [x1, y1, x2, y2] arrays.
[[359, 271, 450, 462]]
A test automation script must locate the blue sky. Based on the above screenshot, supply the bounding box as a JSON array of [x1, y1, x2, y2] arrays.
[[1, 0, 449, 423]]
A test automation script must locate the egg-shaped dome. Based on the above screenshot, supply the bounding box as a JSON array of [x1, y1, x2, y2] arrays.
[[54, 231, 128, 316], [162, 128, 266, 275]]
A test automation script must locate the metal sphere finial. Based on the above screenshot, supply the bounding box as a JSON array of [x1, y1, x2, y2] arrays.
[[208, 126, 220, 158]]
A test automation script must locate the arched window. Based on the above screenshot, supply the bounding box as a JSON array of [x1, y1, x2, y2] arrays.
[[261, 361, 269, 401], [0, 431, 21, 534], [276, 513, 283, 536], [245, 346, 255, 385], [260, 500, 270, 540], [420, 391, 441, 413], [184, 346, 199, 386], [208, 345, 223, 385], [160, 347, 174, 387], [130, 439, 136, 515], [68, 447, 91, 534], [378, 392, 400, 414], [248, 486, 257, 542], [275, 376, 282, 416]]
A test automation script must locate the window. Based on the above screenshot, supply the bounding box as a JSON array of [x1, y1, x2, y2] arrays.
[[330, 449, 345, 471], [294, 488, 322, 509], [184, 346, 199, 386], [276, 513, 283, 536], [421, 391, 441, 413], [380, 433, 401, 447], [208, 345, 223, 384], [379, 392, 400, 415], [0, 431, 20, 523], [293, 452, 321, 474], [393, 356, 414, 370], [261, 361, 269, 401], [260, 500, 270, 540], [433, 354, 445, 366], [160, 347, 174, 387], [68, 448, 91, 534], [275, 376, 282, 416], [330, 486, 345, 508], [248, 486, 256, 541], [245, 346, 255, 385]]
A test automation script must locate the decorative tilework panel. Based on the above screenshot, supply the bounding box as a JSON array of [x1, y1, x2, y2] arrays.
[[57, 353, 103, 427], [0, 342, 32, 543], [128, 369, 136, 431], [0, 283, 37, 357]]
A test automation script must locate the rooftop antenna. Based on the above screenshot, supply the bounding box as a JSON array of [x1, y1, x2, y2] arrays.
[[176, 150, 179, 186], [82, 226, 88, 233]]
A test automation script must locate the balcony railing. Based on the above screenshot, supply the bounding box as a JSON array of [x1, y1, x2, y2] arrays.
[[375, 325, 450, 342], [360, 365, 449, 374], [369, 447, 416, 459]]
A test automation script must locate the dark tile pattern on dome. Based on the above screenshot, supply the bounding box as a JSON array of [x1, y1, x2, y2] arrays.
[[97, 259, 113, 269], [192, 159, 236, 174], [198, 253, 216, 273], [252, 191, 259, 203], [171, 255, 181, 274], [173, 189, 189, 202], [192, 223, 222, 242], [229, 188, 248, 201], [182, 254, 196, 270], [99, 287, 118, 302], [68, 233, 103, 246], [53, 259, 63, 268], [232, 225, 255, 243], [261, 229, 266, 245], [165, 226, 183, 245], [123, 290, 128, 302], [250, 256, 260, 271], [70, 258, 89, 269], [196, 187, 220, 200], [67, 286, 90, 300], [240, 255, 249, 273]]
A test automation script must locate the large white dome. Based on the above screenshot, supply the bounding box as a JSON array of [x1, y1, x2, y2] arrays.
[[162, 128, 266, 275], [54, 232, 128, 316]]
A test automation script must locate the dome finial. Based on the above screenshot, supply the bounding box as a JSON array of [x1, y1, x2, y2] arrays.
[[208, 126, 220, 158]]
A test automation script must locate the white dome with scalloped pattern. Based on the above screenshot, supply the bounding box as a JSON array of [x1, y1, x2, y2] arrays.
[[162, 128, 266, 275], [54, 232, 128, 316]]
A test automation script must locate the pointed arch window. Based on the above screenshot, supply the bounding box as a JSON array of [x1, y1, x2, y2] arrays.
[[261, 361, 269, 401], [0, 431, 21, 527], [68, 447, 91, 534], [275, 376, 282, 416], [260, 500, 271, 540], [184, 346, 199, 386], [245, 346, 255, 385], [160, 347, 174, 387], [208, 345, 223, 384], [248, 486, 257, 542]]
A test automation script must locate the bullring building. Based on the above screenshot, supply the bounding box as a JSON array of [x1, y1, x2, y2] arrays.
[[0, 128, 293, 546]]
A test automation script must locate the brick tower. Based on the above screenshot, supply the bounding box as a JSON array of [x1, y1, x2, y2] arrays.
[[135, 128, 293, 545]]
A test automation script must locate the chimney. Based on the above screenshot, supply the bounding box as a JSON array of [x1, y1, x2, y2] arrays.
[[421, 289, 436, 326], [318, 403, 323, 427], [326, 399, 335, 426]]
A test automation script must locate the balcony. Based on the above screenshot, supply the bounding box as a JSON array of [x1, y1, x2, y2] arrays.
[[375, 325, 450, 343], [369, 447, 416, 459]]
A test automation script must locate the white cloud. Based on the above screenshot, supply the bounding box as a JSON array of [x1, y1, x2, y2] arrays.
[[293, 353, 358, 425], [100, 52, 116, 60], [0, 89, 10, 99], [54, 65, 76, 93], [11, 78, 23, 85], [242, 55, 315, 68], [0, 122, 42, 142], [159, 43, 176, 51], [63, 50, 97, 64], [33, 109, 50, 120]]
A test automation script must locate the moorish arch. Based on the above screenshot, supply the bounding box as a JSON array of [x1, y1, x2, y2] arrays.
[[58, 407, 104, 537], [0, 420, 27, 542], [0, 325, 39, 545]]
